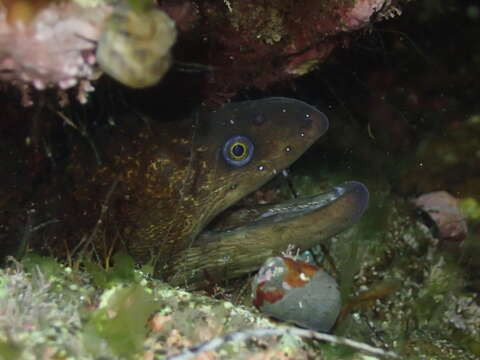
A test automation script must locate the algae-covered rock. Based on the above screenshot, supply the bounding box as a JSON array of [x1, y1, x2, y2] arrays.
[[329, 198, 480, 359], [0, 0, 112, 105], [0, 256, 325, 359]]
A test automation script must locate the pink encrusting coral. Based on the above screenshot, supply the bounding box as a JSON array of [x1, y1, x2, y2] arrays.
[[340, 0, 388, 29], [0, 1, 111, 105]]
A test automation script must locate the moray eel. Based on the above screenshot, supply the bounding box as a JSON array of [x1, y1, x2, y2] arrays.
[[6, 97, 368, 288]]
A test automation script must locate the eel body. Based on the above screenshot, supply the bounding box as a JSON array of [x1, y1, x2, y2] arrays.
[[1, 97, 368, 288]]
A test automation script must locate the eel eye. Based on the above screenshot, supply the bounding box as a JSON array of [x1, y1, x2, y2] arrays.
[[223, 136, 254, 167]]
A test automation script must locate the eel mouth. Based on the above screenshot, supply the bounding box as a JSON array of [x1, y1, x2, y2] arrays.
[[167, 181, 369, 288], [226, 181, 369, 233]]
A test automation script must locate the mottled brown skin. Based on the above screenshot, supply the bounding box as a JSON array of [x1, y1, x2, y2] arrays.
[[10, 98, 327, 284], [125, 98, 326, 274]]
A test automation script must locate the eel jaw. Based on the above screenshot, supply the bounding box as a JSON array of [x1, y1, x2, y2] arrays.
[[245, 181, 369, 230], [164, 181, 369, 289]]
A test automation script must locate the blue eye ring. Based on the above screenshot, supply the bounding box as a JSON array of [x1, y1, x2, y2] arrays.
[[223, 136, 254, 167]]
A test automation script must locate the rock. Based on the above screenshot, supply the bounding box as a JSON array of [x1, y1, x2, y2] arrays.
[[413, 191, 468, 243], [0, 0, 112, 105], [252, 256, 341, 332]]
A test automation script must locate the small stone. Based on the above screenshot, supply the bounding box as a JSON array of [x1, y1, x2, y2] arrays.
[[413, 191, 468, 243], [252, 256, 340, 332]]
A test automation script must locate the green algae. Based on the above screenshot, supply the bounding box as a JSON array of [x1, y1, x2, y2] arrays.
[[0, 341, 22, 359], [82, 284, 157, 358], [459, 197, 480, 221], [228, 2, 286, 45], [84, 251, 151, 289], [21, 254, 64, 281]]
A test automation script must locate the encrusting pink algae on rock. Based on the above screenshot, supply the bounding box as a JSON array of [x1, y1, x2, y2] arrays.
[[0, 0, 112, 105]]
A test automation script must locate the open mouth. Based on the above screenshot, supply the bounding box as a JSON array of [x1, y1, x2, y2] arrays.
[[236, 181, 369, 228], [168, 181, 369, 288]]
